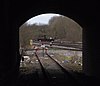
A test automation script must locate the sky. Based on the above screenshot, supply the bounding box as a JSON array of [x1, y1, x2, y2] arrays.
[[26, 13, 60, 25]]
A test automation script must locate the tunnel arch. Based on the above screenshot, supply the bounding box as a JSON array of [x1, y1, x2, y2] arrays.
[[19, 13, 83, 73], [7, 0, 99, 79], [2, 1, 99, 86], [12, 7, 91, 78]]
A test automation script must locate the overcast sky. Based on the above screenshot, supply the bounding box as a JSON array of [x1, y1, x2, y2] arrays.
[[26, 13, 60, 25]]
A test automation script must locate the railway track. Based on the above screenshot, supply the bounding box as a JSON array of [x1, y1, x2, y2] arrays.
[[34, 51, 81, 86], [32, 42, 82, 51]]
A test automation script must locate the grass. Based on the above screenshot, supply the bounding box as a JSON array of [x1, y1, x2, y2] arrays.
[[63, 56, 72, 60], [52, 53, 82, 73]]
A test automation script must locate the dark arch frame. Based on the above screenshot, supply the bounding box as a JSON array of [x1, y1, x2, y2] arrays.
[[11, 1, 99, 76], [1, 1, 99, 85]]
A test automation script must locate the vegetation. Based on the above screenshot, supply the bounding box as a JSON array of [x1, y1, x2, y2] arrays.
[[53, 53, 82, 72], [19, 16, 82, 48]]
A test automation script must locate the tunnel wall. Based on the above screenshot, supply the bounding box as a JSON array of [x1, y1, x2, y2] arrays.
[[1, 0, 99, 85]]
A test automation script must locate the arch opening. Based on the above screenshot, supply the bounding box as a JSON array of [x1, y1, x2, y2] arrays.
[[19, 13, 83, 74]]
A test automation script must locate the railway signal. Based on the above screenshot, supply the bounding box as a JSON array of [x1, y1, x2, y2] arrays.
[[41, 43, 46, 57], [30, 39, 33, 46]]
